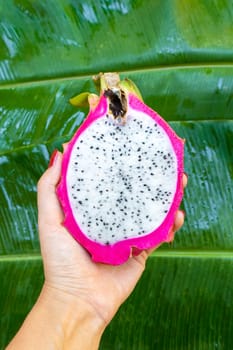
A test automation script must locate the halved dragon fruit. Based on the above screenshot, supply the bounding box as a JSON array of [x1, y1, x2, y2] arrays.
[[57, 73, 184, 265]]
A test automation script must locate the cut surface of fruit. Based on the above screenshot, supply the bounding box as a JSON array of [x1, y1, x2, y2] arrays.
[[57, 92, 184, 265]]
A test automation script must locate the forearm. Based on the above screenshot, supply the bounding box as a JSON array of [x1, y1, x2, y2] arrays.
[[6, 284, 106, 350]]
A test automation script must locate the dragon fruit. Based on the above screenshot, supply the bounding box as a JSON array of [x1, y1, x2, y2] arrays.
[[57, 73, 184, 265]]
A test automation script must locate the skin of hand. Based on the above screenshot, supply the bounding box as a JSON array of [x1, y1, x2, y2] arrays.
[[7, 150, 187, 350], [38, 151, 187, 322]]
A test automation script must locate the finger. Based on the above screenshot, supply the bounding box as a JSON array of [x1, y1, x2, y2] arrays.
[[145, 209, 185, 255], [37, 151, 64, 226], [183, 173, 188, 188], [173, 210, 185, 233], [144, 245, 160, 256], [166, 210, 185, 244], [143, 177, 187, 257]]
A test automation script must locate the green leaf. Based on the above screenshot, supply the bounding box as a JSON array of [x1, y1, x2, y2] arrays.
[[70, 91, 91, 107], [101, 256, 233, 349], [1, 1, 233, 349]]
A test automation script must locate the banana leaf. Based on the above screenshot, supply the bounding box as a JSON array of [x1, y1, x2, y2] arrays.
[[0, 1, 233, 349]]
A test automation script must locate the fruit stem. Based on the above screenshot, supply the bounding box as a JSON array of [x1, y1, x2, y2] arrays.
[[70, 73, 143, 123], [93, 73, 143, 124]]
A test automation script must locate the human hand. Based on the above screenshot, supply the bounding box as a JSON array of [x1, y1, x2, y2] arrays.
[[37, 150, 187, 326], [7, 150, 187, 350]]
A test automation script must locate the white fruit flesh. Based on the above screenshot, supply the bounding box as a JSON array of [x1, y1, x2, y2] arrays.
[[66, 108, 177, 245]]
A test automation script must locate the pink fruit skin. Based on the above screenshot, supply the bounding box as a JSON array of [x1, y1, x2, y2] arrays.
[[57, 94, 184, 265]]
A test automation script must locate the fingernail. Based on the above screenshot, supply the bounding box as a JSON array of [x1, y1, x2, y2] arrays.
[[48, 149, 59, 168]]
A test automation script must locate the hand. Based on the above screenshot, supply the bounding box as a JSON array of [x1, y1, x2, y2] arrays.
[[37, 151, 188, 325], [7, 151, 187, 350]]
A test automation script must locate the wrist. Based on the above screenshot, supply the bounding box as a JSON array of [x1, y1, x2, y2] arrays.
[[37, 283, 107, 350]]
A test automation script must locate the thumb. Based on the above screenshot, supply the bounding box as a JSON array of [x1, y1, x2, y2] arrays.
[[37, 151, 64, 227]]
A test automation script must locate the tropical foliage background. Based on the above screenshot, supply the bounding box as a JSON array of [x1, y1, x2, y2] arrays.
[[0, 1, 233, 349]]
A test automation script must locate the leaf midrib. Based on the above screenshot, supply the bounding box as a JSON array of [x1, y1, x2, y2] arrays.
[[0, 63, 233, 90], [1, 250, 233, 262]]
